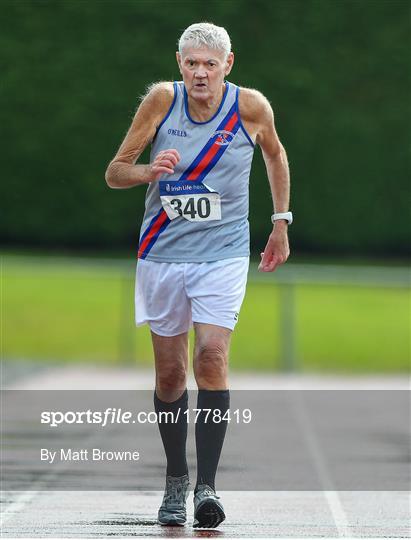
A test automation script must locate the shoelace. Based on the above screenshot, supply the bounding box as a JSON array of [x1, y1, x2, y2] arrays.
[[196, 486, 220, 499]]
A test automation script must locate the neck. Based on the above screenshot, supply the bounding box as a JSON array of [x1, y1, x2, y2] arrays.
[[187, 82, 226, 122]]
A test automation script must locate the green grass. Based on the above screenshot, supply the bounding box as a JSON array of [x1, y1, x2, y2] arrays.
[[2, 255, 410, 372]]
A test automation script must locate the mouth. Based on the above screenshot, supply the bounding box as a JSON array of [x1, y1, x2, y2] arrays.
[[194, 83, 207, 88]]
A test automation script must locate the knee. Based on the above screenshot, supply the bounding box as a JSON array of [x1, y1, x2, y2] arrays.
[[156, 361, 187, 395], [195, 340, 227, 387]]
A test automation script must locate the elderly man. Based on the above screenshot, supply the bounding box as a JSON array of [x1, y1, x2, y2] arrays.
[[105, 22, 291, 529]]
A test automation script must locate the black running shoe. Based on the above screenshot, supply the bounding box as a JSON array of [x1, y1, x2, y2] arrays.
[[158, 474, 190, 526], [193, 484, 225, 528]]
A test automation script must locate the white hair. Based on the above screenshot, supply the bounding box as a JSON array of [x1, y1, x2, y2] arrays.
[[178, 22, 231, 58]]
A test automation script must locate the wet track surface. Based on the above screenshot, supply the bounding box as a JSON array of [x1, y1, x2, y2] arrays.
[[1, 364, 410, 538], [2, 490, 409, 537]]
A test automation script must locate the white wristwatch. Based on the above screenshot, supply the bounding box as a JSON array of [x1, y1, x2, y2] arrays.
[[271, 211, 293, 225]]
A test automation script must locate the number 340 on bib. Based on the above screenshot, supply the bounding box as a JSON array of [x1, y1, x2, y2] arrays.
[[161, 193, 222, 222]]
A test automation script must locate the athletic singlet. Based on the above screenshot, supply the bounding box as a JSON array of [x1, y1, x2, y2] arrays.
[[137, 80, 255, 262]]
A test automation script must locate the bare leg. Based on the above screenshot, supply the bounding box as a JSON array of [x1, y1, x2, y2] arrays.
[[151, 330, 189, 401], [193, 323, 231, 390]]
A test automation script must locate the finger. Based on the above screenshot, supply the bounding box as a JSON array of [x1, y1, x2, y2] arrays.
[[260, 258, 280, 272], [167, 148, 181, 161], [268, 259, 280, 272], [159, 153, 179, 167], [274, 253, 288, 266], [260, 249, 274, 267], [152, 166, 174, 175], [258, 251, 273, 271], [155, 158, 175, 169], [262, 252, 280, 271], [161, 148, 181, 162]]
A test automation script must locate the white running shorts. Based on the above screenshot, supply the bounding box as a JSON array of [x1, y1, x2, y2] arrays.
[[135, 257, 249, 336]]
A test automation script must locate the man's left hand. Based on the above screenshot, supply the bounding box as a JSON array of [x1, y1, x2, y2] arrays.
[[258, 222, 290, 272]]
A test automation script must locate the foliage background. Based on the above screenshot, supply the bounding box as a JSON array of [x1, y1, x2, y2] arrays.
[[2, 0, 410, 257]]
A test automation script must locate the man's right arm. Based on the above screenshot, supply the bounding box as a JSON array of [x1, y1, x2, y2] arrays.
[[105, 82, 177, 189]]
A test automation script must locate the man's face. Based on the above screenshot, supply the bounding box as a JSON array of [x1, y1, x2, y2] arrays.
[[176, 46, 234, 102]]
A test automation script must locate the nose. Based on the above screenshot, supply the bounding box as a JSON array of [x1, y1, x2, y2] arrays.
[[194, 68, 207, 79]]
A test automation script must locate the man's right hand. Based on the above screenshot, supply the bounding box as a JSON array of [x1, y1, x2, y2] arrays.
[[150, 149, 181, 181], [105, 82, 177, 189]]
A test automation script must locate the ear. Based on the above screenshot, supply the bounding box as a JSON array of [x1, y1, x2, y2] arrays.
[[176, 51, 182, 74], [225, 52, 234, 76]]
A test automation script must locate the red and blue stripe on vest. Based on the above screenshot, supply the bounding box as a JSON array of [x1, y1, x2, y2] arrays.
[[138, 102, 240, 259]]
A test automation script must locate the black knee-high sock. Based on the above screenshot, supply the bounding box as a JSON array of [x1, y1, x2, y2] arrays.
[[195, 389, 230, 491], [154, 389, 188, 477]]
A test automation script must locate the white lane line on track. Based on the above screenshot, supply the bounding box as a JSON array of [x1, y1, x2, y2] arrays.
[[290, 391, 351, 538]]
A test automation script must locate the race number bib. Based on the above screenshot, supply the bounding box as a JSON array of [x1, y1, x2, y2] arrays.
[[159, 181, 221, 222]]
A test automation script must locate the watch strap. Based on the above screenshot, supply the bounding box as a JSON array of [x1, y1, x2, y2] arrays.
[[271, 211, 293, 225]]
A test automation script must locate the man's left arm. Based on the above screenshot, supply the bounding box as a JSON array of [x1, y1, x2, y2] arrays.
[[255, 94, 291, 272]]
